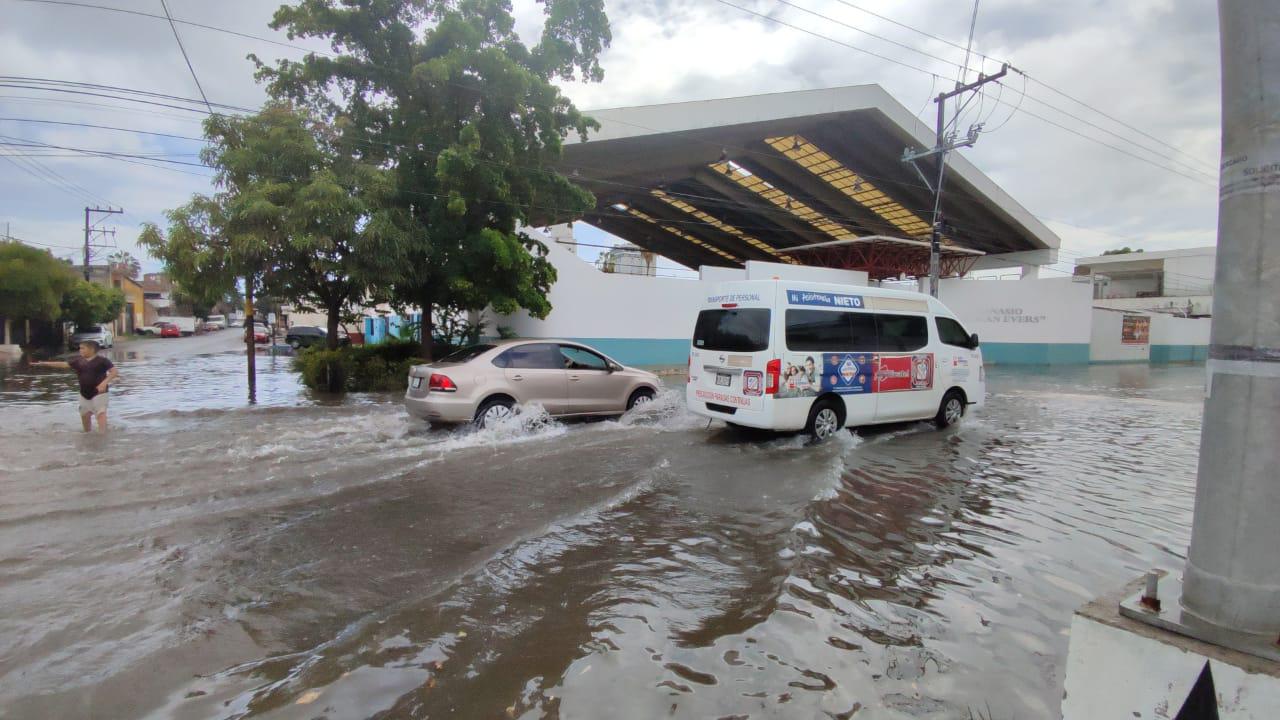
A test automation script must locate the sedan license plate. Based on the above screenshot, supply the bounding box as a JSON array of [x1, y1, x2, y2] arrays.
[[411, 376, 422, 389], [715, 372, 732, 387]]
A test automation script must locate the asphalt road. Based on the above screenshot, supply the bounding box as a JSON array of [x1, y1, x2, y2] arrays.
[[108, 327, 252, 361]]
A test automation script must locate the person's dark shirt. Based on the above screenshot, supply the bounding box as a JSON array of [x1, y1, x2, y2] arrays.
[[68, 355, 114, 400]]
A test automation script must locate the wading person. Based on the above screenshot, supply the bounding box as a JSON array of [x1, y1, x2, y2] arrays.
[[31, 341, 119, 432]]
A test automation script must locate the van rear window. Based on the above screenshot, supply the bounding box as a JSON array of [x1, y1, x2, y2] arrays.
[[693, 309, 770, 352]]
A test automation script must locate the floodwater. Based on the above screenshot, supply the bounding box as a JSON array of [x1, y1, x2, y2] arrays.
[[0, 336, 1205, 719]]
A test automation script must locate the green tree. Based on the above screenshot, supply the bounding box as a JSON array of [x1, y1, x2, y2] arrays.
[[60, 281, 126, 327], [107, 250, 142, 279], [1101, 246, 1144, 255], [255, 0, 610, 359], [0, 240, 78, 323]]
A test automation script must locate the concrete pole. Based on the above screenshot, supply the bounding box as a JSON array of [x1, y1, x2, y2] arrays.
[[1181, 0, 1280, 634]]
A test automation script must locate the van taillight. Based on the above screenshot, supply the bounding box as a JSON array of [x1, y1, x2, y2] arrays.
[[765, 359, 780, 395], [428, 373, 456, 392]]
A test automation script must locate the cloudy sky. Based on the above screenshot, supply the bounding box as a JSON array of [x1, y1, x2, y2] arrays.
[[0, 0, 1221, 280]]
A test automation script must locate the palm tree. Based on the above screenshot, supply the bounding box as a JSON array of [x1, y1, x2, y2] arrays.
[[107, 250, 141, 279]]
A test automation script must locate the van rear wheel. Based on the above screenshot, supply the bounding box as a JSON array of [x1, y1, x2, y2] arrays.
[[805, 398, 843, 442], [935, 391, 965, 429]]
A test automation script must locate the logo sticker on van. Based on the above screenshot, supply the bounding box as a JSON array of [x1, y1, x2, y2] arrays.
[[823, 353, 873, 395], [786, 290, 864, 309], [743, 370, 763, 396], [875, 354, 934, 392]]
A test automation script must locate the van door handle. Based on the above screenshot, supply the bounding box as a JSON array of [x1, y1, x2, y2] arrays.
[[569, 375, 581, 381], [512, 374, 524, 381]]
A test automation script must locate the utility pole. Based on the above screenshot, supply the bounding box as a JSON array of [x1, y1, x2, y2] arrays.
[[1180, 0, 1280, 635], [82, 206, 123, 280], [903, 64, 1007, 297]]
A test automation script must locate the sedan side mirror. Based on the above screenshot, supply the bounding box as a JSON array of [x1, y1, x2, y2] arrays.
[[969, 333, 980, 349]]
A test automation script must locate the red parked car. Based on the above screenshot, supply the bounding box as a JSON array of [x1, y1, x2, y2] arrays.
[[158, 322, 181, 338], [253, 329, 269, 344]]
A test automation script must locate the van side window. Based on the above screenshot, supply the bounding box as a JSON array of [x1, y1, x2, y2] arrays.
[[875, 314, 928, 352], [785, 310, 876, 352], [936, 317, 974, 348]]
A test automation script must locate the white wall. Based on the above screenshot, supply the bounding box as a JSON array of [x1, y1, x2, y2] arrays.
[[497, 239, 870, 342], [937, 276, 1094, 345], [1150, 314, 1212, 345], [494, 238, 708, 340], [1162, 254, 1216, 296], [1096, 296, 1213, 316], [1091, 309, 1151, 362]]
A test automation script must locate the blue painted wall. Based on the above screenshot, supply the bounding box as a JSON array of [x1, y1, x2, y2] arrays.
[[980, 342, 1092, 365]]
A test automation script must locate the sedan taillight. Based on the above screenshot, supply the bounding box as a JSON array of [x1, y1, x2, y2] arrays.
[[428, 373, 456, 392]]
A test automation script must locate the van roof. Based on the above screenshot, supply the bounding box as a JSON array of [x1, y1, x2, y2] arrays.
[[705, 279, 956, 315]]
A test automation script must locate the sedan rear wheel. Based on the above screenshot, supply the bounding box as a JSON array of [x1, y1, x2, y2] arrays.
[[474, 398, 515, 428]]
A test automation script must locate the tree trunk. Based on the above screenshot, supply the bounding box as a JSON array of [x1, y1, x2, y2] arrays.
[[244, 279, 256, 404], [419, 300, 434, 361], [326, 303, 342, 350]]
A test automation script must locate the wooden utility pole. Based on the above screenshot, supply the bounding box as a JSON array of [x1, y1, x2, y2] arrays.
[[244, 276, 256, 403], [82, 206, 123, 280]]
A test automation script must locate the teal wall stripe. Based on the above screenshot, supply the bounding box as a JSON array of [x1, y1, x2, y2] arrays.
[[1150, 344, 1209, 363], [498, 337, 1207, 367], [979, 342, 1092, 365]]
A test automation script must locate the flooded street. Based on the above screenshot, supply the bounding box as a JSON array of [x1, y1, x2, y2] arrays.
[[0, 337, 1204, 719]]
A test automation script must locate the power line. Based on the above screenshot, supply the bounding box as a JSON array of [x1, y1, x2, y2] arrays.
[[0, 117, 205, 142], [158, 0, 214, 115], [714, 0, 1218, 187], [826, 0, 1217, 173]]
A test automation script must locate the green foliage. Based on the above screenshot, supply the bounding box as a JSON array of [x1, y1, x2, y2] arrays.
[[255, 0, 611, 359], [293, 339, 424, 392], [60, 281, 126, 327], [496, 325, 518, 339], [141, 103, 409, 349], [1101, 246, 1144, 255], [0, 241, 79, 322], [107, 251, 142, 280]]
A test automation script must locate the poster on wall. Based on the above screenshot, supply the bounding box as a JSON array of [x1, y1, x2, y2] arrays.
[[1121, 315, 1151, 345]]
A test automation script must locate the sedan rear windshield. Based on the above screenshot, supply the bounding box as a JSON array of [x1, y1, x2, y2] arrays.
[[74, 326, 101, 334], [693, 309, 771, 352], [440, 344, 495, 363]]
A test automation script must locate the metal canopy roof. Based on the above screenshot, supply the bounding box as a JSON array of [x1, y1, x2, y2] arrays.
[[548, 85, 1060, 277]]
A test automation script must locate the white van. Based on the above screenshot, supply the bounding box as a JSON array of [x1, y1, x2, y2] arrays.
[[686, 280, 985, 440]]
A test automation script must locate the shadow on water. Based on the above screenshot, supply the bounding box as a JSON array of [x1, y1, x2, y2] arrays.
[[0, 362, 1207, 718]]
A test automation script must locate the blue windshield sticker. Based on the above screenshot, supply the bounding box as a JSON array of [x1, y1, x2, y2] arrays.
[[786, 290, 864, 309]]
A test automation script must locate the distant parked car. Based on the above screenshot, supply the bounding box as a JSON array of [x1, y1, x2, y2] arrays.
[[156, 316, 196, 336], [138, 322, 165, 336], [204, 314, 228, 330], [285, 325, 350, 349], [70, 324, 114, 350], [157, 321, 181, 338], [253, 327, 269, 344], [404, 340, 660, 427]]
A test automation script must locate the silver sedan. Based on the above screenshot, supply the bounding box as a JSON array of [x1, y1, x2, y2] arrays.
[[405, 340, 661, 426]]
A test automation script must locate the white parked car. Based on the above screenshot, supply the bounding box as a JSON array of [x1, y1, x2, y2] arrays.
[[687, 280, 986, 441], [69, 324, 114, 349]]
